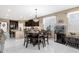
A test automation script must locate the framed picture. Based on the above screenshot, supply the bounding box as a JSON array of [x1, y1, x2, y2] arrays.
[[1, 22, 7, 32]]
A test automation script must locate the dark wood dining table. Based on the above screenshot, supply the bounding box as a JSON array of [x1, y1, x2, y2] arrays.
[[24, 30, 49, 49], [26, 32, 42, 46]]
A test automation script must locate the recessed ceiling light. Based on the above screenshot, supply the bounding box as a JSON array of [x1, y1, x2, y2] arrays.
[[7, 9, 11, 12]]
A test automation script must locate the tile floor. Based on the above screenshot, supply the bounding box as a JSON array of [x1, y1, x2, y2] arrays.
[[3, 38, 79, 53]]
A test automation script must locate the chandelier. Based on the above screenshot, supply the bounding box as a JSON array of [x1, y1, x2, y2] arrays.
[[33, 9, 39, 22]]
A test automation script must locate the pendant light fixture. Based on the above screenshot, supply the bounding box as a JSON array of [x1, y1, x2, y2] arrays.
[[33, 9, 39, 22]]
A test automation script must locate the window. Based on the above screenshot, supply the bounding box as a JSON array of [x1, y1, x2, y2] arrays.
[[67, 11, 79, 33], [43, 16, 56, 32]]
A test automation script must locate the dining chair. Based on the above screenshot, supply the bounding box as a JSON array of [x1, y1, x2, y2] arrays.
[[38, 33, 46, 48], [24, 29, 32, 47], [24, 32, 31, 47], [25, 33, 41, 50], [65, 36, 69, 46], [31, 33, 45, 50], [43, 31, 49, 45], [25, 33, 33, 48]]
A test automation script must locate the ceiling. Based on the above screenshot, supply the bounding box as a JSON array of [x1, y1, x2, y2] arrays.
[[0, 5, 78, 20]]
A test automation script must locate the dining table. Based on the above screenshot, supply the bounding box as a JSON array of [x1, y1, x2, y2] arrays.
[[24, 30, 49, 49], [26, 32, 42, 46]]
